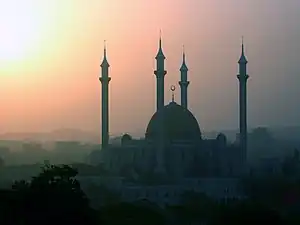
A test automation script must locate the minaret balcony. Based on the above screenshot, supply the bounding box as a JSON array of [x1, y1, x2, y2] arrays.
[[99, 77, 111, 83], [179, 81, 190, 87], [154, 70, 167, 76], [237, 74, 249, 81]]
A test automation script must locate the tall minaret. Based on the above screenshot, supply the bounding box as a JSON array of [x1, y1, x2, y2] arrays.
[[179, 46, 189, 109], [154, 33, 167, 111], [153, 33, 167, 175], [99, 41, 111, 149], [237, 38, 249, 162]]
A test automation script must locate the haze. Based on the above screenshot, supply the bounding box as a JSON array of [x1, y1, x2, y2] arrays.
[[1, 0, 299, 139]]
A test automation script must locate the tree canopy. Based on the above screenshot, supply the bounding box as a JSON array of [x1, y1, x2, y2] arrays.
[[8, 164, 98, 225]]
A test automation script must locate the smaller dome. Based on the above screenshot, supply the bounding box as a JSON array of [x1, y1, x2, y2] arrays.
[[121, 133, 132, 145]]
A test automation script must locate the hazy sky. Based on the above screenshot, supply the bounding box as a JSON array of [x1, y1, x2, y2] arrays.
[[1, 0, 300, 138]]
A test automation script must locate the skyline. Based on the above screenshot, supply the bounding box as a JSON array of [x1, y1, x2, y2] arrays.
[[1, 0, 300, 138]]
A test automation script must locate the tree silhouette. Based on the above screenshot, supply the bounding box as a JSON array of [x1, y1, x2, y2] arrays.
[[0, 157, 4, 168], [179, 191, 216, 224], [100, 202, 165, 225], [10, 164, 98, 225], [211, 200, 283, 225]]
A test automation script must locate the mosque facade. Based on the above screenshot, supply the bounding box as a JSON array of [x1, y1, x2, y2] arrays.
[[96, 37, 249, 182]]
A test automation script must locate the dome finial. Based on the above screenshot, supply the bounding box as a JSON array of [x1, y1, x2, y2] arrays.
[[171, 85, 176, 102]]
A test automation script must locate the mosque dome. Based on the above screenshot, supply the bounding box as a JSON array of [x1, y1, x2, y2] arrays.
[[145, 101, 201, 142]]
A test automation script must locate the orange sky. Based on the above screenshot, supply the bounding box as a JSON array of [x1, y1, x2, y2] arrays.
[[1, 0, 300, 139]]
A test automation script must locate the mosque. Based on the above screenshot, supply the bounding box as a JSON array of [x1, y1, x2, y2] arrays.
[[95, 37, 249, 181]]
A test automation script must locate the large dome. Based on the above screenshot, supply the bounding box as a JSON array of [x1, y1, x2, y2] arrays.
[[145, 102, 201, 141]]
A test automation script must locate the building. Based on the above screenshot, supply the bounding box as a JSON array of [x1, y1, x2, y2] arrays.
[[89, 37, 250, 205]]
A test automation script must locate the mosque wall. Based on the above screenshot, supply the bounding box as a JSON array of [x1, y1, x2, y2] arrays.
[[98, 136, 243, 179]]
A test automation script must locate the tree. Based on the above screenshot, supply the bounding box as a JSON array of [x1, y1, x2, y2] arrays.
[[85, 184, 121, 208], [0, 157, 4, 168], [211, 200, 283, 225], [100, 202, 165, 225], [251, 127, 273, 142], [10, 164, 98, 225], [179, 191, 216, 224]]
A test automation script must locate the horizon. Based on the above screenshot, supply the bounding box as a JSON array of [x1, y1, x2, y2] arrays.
[[1, 121, 300, 140]]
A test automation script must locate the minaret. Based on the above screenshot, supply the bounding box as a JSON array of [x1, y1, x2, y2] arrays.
[[99, 41, 111, 149], [153, 33, 167, 175], [237, 38, 249, 162], [179, 46, 189, 109], [154, 33, 167, 111]]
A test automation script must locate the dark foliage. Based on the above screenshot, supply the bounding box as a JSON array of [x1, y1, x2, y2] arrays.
[[99, 202, 165, 225], [1, 164, 98, 225], [0, 157, 4, 168], [211, 200, 284, 225], [2, 164, 300, 225]]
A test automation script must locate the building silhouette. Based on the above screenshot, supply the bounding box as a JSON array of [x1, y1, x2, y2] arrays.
[[87, 37, 252, 206], [97, 37, 249, 180]]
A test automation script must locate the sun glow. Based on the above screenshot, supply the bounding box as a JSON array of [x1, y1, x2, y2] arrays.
[[0, 1, 41, 62]]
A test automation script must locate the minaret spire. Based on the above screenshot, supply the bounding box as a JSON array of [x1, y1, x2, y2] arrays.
[[180, 45, 188, 71], [183, 45, 186, 62], [179, 45, 189, 108], [154, 32, 167, 111], [99, 41, 111, 149], [156, 30, 165, 60], [101, 40, 110, 67], [238, 36, 248, 64], [159, 29, 162, 49], [237, 38, 249, 165], [242, 36, 244, 53]]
